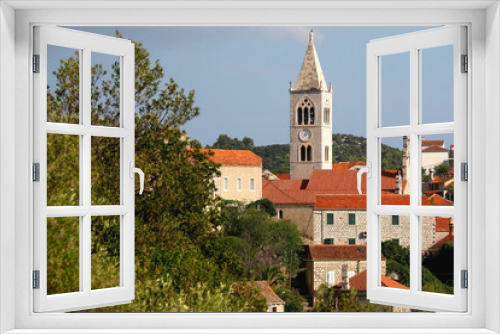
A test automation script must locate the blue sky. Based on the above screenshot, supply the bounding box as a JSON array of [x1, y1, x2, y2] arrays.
[[58, 26, 454, 149]]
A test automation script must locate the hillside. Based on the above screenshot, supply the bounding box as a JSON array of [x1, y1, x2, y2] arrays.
[[205, 133, 402, 174]]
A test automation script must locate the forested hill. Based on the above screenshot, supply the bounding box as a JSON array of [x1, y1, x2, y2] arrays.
[[204, 133, 402, 174]]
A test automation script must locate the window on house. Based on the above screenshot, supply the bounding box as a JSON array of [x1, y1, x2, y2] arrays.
[[325, 145, 329, 161], [326, 213, 334, 225], [324, 238, 334, 245], [278, 210, 283, 219], [297, 107, 303, 125], [304, 107, 309, 124], [249, 178, 255, 192], [223, 177, 229, 191], [300, 145, 306, 161], [326, 271, 335, 286], [349, 238, 356, 245], [310, 107, 315, 124], [392, 215, 399, 225], [348, 213, 356, 225], [392, 239, 400, 246], [237, 178, 242, 191]]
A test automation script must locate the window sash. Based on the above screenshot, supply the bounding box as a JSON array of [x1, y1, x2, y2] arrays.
[[327, 213, 334, 225], [33, 26, 135, 313], [366, 25, 468, 312], [348, 213, 356, 225]]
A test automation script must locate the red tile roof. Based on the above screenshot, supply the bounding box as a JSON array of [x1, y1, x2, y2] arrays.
[[430, 235, 454, 250], [262, 179, 317, 204], [338, 270, 409, 291], [252, 281, 285, 305], [314, 194, 452, 209], [422, 145, 448, 152], [422, 140, 445, 147], [435, 218, 451, 232], [448, 169, 454, 175], [431, 176, 453, 184], [332, 161, 366, 170], [428, 194, 454, 206], [189, 148, 262, 166], [274, 173, 290, 180], [308, 244, 384, 261]]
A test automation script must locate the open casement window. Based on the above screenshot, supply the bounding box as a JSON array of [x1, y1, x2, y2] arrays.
[[366, 26, 467, 312], [33, 26, 138, 312]]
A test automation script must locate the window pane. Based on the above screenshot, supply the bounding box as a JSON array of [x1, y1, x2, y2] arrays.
[[91, 52, 121, 127], [47, 217, 80, 295], [47, 45, 80, 124], [47, 134, 80, 206], [348, 213, 356, 225], [381, 215, 410, 290], [380, 136, 409, 205], [421, 134, 454, 206], [91, 137, 121, 205], [91, 215, 120, 290], [381, 52, 410, 127], [326, 213, 334, 225], [421, 45, 454, 124], [421, 216, 454, 295]]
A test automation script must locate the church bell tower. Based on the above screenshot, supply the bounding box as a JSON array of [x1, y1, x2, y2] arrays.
[[289, 30, 333, 180]]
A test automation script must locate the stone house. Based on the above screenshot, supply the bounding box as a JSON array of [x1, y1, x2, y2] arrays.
[[313, 193, 454, 251], [263, 166, 409, 243], [192, 148, 262, 204], [336, 270, 410, 312], [252, 281, 285, 312], [304, 244, 386, 297]]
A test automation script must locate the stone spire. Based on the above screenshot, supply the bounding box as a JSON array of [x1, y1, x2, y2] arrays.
[[294, 29, 328, 91]]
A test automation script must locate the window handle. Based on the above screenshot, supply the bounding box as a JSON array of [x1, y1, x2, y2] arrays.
[[357, 163, 371, 195], [129, 162, 145, 195]]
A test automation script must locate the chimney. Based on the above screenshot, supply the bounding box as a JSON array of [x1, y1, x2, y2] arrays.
[[395, 171, 402, 194], [449, 217, 454, 236]]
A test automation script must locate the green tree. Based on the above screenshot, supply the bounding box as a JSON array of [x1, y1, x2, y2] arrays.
[[246, 199, 277, 217], [434, 163, 450, 177], [275, 286, 304, 312], [311, 285, 381, 312], [47, 30, 266, 312]]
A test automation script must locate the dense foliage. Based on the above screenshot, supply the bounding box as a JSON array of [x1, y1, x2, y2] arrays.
[[46, 30, 267, 312], [381, 240, 453, 295], [206, 133, 403, 174], [311, 286, 387, 312]]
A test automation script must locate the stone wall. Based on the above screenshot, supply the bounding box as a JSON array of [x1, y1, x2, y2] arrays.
[[307, 259, 386, 294], [275, 204, 315, 241], [314, 209, 440, 251]]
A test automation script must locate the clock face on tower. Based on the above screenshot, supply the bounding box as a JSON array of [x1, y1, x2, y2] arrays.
[[299, 129, 312, 142]]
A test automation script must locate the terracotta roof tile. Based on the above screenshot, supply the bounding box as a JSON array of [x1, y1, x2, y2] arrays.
[[435, 218, 451, 232], [314, 194, 452, 209], [422, 140, 445, 147], [430, 235, 454, 250], [422, 145, 448, 152], [274, 174, 290, 180], [189, 148, 262, 166], [332, 162, 366, 170], [308, 244, 384, 261], [431, 176, 454, 184], [338, 270, 409, 291], [251, 281, 285, 305]]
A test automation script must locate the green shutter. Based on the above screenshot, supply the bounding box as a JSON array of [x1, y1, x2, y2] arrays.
[[324, 238, 334, 245], [392, 238, 399, 246], [327, 213, 334, 225], [392, 215, 399, 225], [348, 238, 356, 245], [349, 213, 356, 225]]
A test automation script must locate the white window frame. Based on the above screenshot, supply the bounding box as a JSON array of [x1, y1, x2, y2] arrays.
[[366, 26, 467, 312], [249, 177, 255, 192], [33, 25, 136, 313], [223, 176, 229, 192], [236, 177, 242, 192], [1, 2, 498, 333]]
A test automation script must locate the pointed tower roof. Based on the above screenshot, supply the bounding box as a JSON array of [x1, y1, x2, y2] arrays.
[[295, 30, 328, 91]]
